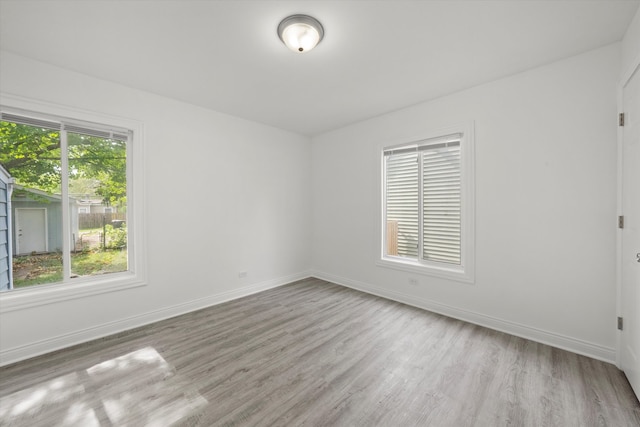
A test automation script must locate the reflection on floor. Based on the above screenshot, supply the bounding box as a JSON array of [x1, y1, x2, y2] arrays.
[[0, 347, 207, 426]]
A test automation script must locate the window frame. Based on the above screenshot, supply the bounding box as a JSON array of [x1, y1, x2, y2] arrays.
[[0, 94, 147, 312], [378, 123, 475, 284]]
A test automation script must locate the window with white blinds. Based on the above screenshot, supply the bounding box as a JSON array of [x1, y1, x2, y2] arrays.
[[382, 129, 474, 282]]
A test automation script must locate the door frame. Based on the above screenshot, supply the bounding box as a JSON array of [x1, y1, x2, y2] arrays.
[[616, 54, 640, 369], [14, 208, 48, 255]]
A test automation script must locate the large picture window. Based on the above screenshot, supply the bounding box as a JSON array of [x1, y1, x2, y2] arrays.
[[381, 126, 474, 282], [0, 110, 133, 293]]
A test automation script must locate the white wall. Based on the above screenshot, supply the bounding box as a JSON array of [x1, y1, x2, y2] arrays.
[[0, 51, 312, 364], [311, 44, 621, 362], [621, 5, 640, 78]]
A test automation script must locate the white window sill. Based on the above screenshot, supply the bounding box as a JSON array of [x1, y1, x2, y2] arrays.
[[377, 257, 474, 284], [0, 273, 147, 313]]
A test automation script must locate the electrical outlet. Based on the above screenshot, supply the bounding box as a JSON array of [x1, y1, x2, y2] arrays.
[[238, 271, 247, 278], [408, 278, 418, 286]]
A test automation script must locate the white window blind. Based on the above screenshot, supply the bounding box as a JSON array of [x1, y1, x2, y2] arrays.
[[385, 152, 419, 258], [384, 134, 462, 266], [422, 141, 461, 264], [0, 112, 129, 141]]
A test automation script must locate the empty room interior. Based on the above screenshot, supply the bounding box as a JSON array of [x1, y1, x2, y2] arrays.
[[0, 0, 639, 426]]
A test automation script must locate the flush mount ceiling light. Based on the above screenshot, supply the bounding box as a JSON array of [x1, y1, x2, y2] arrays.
[[277, 14, 324, 53]]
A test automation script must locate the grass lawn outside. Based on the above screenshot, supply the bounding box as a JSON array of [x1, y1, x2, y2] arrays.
[[13, 250, 128, 288]]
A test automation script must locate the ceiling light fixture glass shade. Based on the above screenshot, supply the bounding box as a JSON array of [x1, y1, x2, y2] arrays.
[[277, 14, 324, 53]]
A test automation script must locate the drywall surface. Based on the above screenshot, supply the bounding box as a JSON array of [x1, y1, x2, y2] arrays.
[[0, 51, 312, 364], [311, 44, 620, 361], [621, 5, 640, 78]]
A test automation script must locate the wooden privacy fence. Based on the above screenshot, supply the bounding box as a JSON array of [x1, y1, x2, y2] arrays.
[[79, 213, 126, 229], [387, 220, 399, 256]]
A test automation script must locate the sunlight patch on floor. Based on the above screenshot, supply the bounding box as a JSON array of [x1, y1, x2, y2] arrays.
[[0, 347, 208, 426]]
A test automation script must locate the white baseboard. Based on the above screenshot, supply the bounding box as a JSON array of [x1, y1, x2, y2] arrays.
[[311, 270, 616, 364], [2, 270, 616, 367], [0, 271, 311, 367]]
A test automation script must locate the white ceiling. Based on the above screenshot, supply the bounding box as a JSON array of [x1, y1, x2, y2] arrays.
[[1, 0, 638, 136]]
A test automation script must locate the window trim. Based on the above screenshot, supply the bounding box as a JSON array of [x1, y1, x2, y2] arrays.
[[0, 93, 147, 313], [377, 122, 475, 284]]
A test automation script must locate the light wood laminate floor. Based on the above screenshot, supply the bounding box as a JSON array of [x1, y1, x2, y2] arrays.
[[1, 278, 639, 426]]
